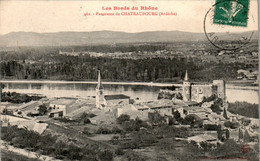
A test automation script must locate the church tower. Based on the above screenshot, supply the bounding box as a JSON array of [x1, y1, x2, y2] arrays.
[[182, 70, 191, 102], [96, 70, 104, 108]]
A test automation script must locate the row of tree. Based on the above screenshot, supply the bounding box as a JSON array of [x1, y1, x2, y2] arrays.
[[228, 101, 259, 118], [1, 54, 243, 82]]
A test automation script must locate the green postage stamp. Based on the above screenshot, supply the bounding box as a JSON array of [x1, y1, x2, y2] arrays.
[[213, 0, 249, 27]]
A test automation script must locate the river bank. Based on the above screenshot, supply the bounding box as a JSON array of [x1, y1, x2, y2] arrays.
[[0, 79, 258, 90]]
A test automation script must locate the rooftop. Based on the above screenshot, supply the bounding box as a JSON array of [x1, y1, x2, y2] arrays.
[[183, 101, 200, 106], [50, 98, 76, 105], [104, 94, 130, 100], [136, 99, 175, 109], [188, 134, 217, 143]]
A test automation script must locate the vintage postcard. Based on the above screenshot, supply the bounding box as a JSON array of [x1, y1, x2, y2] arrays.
[[0, 0, 259, 160]]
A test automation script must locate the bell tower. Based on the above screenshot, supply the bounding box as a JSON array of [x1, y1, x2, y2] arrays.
[[182, 70, 191, 102], [96, 70, 104, 108]]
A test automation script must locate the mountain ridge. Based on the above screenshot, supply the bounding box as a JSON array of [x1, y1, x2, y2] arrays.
[[0, 30, 257, 47]]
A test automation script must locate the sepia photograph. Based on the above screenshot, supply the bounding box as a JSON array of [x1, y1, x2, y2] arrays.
[[0, 0, 259, 160]]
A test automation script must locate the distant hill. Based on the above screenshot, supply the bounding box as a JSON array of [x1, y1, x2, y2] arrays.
[[0, 30, 257, 47]]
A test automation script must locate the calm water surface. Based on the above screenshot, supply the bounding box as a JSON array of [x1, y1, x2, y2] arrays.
[[2, 82, 259, 104]]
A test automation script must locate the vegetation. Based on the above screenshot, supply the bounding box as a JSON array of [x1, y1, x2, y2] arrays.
[[211, 139, 258, 160], [224, 121, 240, 129], [1, 150, 41, 161], [38, 104, 47, 115], [0, 46, 247, 82], [210, 98, 223, 114], [1, 92, 43, 104], [2, 109, 13, 115], [201, 94, 217, 104], [148, 112, 167, 125], [155, 138, 259, 161], [120, 118, 150, 133], [117, 114, 130, 124], [95, 126, 122, 134], [55, 112, 95, 124], [200, 95, 223, 114], [223, 108, 228, 119], [1, 126, 115, 161], [228, 101, 259, 118], [204, 124, 220, 131]]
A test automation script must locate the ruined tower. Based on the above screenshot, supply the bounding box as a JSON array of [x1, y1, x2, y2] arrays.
[[182, 70, 191, 102], [213, 80, 226, 99], [96, 70, 104, 108]]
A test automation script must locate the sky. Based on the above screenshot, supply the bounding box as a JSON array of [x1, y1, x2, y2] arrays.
[[0, 0, 258, 35]]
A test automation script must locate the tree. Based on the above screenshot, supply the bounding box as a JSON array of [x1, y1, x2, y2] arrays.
[[173, 110, 181, 121], [225, 129, 230, 139], [98, 150, 113, 161], [117, 114, 130, 124], [224, 121, 239, 129], [1, 84, 5, 89], [217, 126, 224, 141], [243, 129, 250, 142], [183, 115, 202, 127], [223, 108, 228, 119], [210, 104, 222, 114], [228, 101, 259, 118], [238, 128, 243, 142], [38, 104, 47, 115], [148, 112, 166, 125]]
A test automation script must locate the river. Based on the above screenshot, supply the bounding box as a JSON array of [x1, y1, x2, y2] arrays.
[[1, 81, 259, 104]]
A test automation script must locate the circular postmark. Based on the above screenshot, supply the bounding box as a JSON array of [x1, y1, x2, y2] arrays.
[[203, 0, 256, 50]]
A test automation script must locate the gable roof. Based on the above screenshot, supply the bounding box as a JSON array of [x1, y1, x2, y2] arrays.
[[188, 134, 217, 143], [50, 98, 76, 105], [104, 94, 130, 100]]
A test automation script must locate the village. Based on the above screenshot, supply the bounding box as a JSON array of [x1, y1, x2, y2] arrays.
[[1, 70, 259, 160]]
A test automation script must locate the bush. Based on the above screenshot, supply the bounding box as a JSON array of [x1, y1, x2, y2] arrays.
[[204, 124, 220, 131], [224, 121, 239, 129], [124, 151, 146, 161], [117, 114, 130, 124], [2, 109, 13, 115], [115, 148, 124, 155], [82, 127, 92, 136], [121, 119, 143, 132], [201, 95, 217, 103], [210, 104, 222, 114], [98, 150, 113, 161], [38, 104, 47, 115], [241, 118, 251, 126], [148, 112, 166, 125], [96, 127, 112, 134], [83, 118, 91, 124], [111, 126, 122, 134], [173, 110, 181, 121], [2, 126, 114, 160], [1, 92, 43, 104], [27, 112, 32, 117], [182, 115, 202, 128]]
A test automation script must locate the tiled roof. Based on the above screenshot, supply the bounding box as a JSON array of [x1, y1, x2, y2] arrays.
[[50, 99, 76, 105], [104, 94, 130, 100], [188, 134, 217, 142]]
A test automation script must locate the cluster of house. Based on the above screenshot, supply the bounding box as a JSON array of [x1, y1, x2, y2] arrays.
[[237, 69, 258, 80], [93, 70, 259, 145], [1, 115, 48, 135], [1, 70, 258, 146]]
